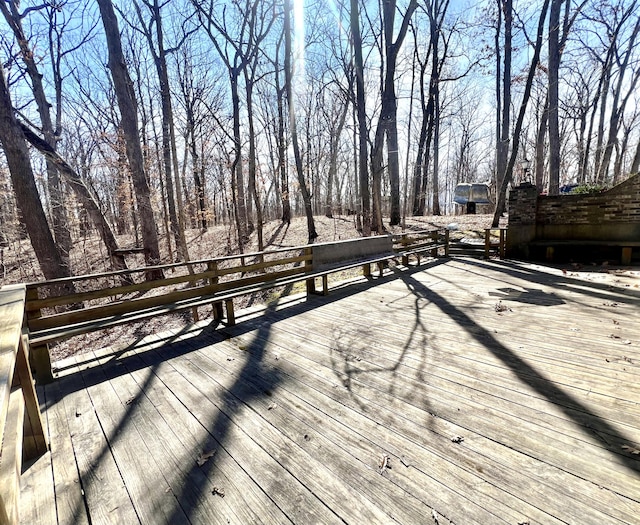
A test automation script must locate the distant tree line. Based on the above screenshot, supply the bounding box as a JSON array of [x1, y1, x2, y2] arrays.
[[0, 0, 638, 279]]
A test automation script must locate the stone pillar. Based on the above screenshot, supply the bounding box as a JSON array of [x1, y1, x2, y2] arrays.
[[506, 182, 538, 259]]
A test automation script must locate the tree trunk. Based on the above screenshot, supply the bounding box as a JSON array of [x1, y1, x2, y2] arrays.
[[630, 139, 640, 176], [535, 93, 549, 192], [548, 0, 562, 195], [496, 0, 512, 213], [372, 0, 417, 227], [230, 71, 249, 243], [96, 0, 163, 280], [274, 35, 291, 226], [412, 50, 430, 216], [350, 0, 371, 236], [284, 0, 317, 241], [0, 1, 72, 267], [0, 65, 72, 283], [244, 66, 264, 251], [492, 0, 551, 227], [596, 17, 640, 183]]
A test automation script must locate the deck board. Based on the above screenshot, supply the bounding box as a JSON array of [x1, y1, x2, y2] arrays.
[[20, 259, 640, 525]]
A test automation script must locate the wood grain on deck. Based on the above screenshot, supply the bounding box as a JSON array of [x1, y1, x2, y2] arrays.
[[21, 259, 640, 524]]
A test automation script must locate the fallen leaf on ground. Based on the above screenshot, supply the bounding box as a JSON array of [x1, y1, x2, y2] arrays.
[[621, 445, 640, 455], [431, 509, 440, 524], [451, 436, 464, 444], [268, 402, 278, 410], [196, 449, 216, 466], [494, 301, 510, 313], [212, 486, 225, 497]]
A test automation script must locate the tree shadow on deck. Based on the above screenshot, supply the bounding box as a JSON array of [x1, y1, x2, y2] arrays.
[[398, 270, 640, 477], [49, 265, 417, 524], [460, 257, 640, 305]]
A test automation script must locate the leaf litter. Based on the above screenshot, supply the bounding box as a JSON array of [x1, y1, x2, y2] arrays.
[[196, 449, 216, 466]]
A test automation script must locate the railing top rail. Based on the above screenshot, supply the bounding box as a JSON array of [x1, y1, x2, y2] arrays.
[[25, 244, 314, 289], [26, 232, 446, 289], [0, 284, 26, 438]]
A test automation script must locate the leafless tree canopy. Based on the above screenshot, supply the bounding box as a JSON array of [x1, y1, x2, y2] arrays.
[[1, 0, 639, 276]]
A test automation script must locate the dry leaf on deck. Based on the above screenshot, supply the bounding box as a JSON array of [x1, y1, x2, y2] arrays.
[[196, 449, 216, 466], [451, 436, 464, 444], [378, 454, 390, 474], [212, 486, 225, 497]]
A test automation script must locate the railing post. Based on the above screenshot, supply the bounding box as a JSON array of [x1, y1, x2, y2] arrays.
[[25, 286, 53, 384], [484, 229, 491, 259], [208, 261, 224, 320], [499, 229, 506, 259], [430, 230, 438, 257], [444, 229, 450, 257], [304, 247, 316, 296]]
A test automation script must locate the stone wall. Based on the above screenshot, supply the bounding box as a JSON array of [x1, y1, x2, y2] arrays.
[[507, 175, 640, 260]]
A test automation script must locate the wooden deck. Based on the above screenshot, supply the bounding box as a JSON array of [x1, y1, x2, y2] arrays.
[[20, 258, 640, 525]]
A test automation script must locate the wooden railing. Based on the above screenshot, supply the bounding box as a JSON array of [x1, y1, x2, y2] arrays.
[[484, 228, 507, 259], [24, 231, 448, 383], [0, 285, 48, 525]]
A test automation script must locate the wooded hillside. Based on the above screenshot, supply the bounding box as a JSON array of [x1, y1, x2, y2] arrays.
[[1, 0, 638, 280]]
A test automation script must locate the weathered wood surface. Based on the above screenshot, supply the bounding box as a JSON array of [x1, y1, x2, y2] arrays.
[[21, 259, 640, 524]]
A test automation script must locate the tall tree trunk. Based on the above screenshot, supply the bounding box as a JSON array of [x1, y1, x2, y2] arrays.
[[496, 0, 512, 213], [244, 67, 264, 251], [548, 0, 562, 195], [432, 86, 441, 215], [96, 0, 163, 279], [535, 94, 549, 192], [0, 1, 72, 267], [275, 35, 291, 225], [371, 0, 417, 226], [371, 122, 385, 232], [350, 0, 370, 235], [412, 46, 430, 216], [0, 65, 72, 282], [230, 71, 249, 243], [136, 0, 190, 262], [284, 0, 317, 241], [630, 140, 640, 176], [492, 0, 551, 227]]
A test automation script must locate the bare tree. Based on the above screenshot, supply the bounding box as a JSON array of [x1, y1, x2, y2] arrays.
[[0, 64, 71, 281], [0, 0, 82, 266], [96, 0, 163, 279], [351, 0, 371, 235], [492, 0, 551, 227], [130, 0, 193, 262], [284, 0, 317, 241], [370, 0, 418, 226]]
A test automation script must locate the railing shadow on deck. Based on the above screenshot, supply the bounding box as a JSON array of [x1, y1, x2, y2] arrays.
[[397, 269, 640, 477]]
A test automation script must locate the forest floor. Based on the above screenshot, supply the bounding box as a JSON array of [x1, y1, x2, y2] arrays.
[[3, 213, 637, 361]]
